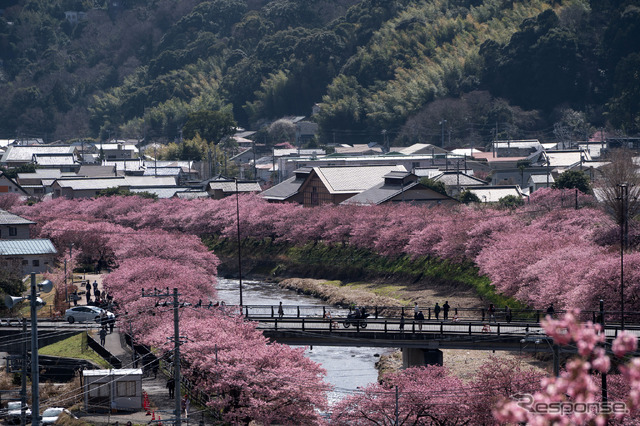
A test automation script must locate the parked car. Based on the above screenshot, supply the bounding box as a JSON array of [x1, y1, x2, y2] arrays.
[[64, 305, 114, 324], [3, 401, 31, 424], [41, 407, 76, 424]]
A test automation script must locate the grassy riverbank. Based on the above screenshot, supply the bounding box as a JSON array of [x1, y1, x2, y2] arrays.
[[205, 236, 526, 311]]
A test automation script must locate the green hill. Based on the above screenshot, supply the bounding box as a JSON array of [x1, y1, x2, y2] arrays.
[[1, 0, 638, 148]]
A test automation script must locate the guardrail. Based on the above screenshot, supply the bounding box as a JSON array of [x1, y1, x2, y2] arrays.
[[236, 304, 640, 325], [253, 316, 640, 339]]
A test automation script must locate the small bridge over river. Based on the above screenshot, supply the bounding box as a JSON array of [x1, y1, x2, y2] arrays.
[[242, 305, 640, 367]]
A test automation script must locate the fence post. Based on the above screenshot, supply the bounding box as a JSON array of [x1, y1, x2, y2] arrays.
[[428, 308, 431, 320], [323, 306, 326, 318], [536, 310, 540, 322], [481, 309, 485, 322], [440, 322, 443, 335], [497, 323, 500, 336], [468, 323, 472, 335], [375, 306, 379, 319], [384, 320, 387, 333], [271, 306, 274, 318], [297, 306, 300, 318], [302, 318, 305, 332]]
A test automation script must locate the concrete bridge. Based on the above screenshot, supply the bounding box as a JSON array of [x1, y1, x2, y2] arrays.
[[241, 305, 640, 367]]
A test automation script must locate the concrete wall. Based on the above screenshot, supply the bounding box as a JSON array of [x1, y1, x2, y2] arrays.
[[402, 348, 443, 368]]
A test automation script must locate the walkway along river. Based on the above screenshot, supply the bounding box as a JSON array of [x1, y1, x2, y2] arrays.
[[215, 278, 392, 403]]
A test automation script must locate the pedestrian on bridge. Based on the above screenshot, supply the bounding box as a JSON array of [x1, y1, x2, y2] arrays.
[[278, 301, 284, 318], [443, 301, 450, 320], [488, 304, 496, 323], [546, 304, 555, 318], [399, 313, 405, 333], [434, 303, 441, 320], [414, 302, 419, 319], [416, 311, 424, 331]]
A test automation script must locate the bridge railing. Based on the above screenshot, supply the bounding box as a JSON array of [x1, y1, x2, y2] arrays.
[[253, 317, 640, 339], [238, 304, 640, 326]]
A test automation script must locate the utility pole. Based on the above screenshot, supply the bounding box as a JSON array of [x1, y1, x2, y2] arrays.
[[21, 320, 27, 426], [618, 183, 629, 330], [30, 274, 40, 426], [235, 179, 243, 307], [142, 288, 183, 425]]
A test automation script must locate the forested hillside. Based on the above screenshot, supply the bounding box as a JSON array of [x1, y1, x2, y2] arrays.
[[1, 0, 639, 148]]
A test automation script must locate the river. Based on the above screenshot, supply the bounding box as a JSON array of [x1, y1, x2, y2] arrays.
[[215, 278, 391, 404]]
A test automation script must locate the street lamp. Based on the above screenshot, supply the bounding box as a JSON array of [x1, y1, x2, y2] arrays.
[[5, 273, 53, 426]]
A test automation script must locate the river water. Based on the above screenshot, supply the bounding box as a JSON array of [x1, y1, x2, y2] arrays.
[[215, 278, 391, 404]]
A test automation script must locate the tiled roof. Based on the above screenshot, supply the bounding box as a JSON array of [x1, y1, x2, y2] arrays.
[[0, 239, 56, 255], [208, 181, 262, 193], [433, 172, 487, 186], [143, 167, 182, 176], [341, 181, 420, 205], [0, 209, 35, 225], [261, 176, 302, 200]]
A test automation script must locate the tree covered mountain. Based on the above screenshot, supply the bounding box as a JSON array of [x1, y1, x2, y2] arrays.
[[1, 0, 639, 149]]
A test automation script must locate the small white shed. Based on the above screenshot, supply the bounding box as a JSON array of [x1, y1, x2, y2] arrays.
[[83, 369, 143, 412]]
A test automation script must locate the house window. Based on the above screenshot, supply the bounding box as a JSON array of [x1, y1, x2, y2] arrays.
[[9, 227, 17, 236], [89, 383, 109, 397], [117, 381, 137, 397], [33, 260, 40, 267]]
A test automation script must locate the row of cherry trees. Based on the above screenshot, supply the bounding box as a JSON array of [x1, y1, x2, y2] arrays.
[[27, 215, 330, 424], [5, 189, 639, 423], [10, 187, 636, 313]]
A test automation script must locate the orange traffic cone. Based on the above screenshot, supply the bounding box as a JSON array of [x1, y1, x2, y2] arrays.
[[158, 415, 163, 425]]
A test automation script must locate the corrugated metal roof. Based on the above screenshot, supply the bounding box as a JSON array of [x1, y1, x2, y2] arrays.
[[2, 145, 75, 162], [0, 239, 56, 255], [0, 209, 35, 225], [316, 165, 406, 193]]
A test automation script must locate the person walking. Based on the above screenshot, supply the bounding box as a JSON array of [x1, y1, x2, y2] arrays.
[[443, 301, 450, 320], [108, 316, 115, 334], [85, 288, 91, 304], [414, 302, 419, 319], [72, 290, 78, 306], [99, 327, 107, 346], [278, 301, 284, 318], [505, 306, 513, 323], [434, 303, 441, 320], [399, 313, 405, 333], [416, 311, 425, 331], [167, 377, 175, 398], [92, 280, 98, 292], [546, 304, 555, 318], [488, 304, 496, 323]]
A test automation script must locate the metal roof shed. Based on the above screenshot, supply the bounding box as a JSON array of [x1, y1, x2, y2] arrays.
[[83, 368, 143, 412]]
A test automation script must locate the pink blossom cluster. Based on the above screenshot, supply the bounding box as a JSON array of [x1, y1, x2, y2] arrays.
[[495, 312, 640, 425]]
